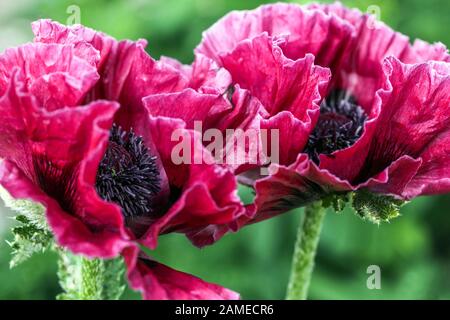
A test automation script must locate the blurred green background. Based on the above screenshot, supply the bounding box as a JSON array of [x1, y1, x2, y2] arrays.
[[0, 0, 449, 300]]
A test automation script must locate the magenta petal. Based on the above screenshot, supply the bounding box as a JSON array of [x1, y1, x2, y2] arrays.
[[366, 156, 422, 198], [260, 111, 316, 166], [307, 2, 363, 24], [196, 3, 354, 70], [219, 33, 330, 119], [313, 57, 450, 199], [373, 59, 450, 198], [111, 44, 188, 128], [404, 130, 450, 198], [32, 19, 140, 70], [0, 70, 104, 162], [404, 39, 450, 64], [212, 86, 267, 134], [308, 3, 450, 114], [32, 19, 187, 112], [251, 151, 421, 220], [338, 21, 409, 111], [252, 162, 323, 222], [0, 160, 130, 257], [144, 86, 268, 174], [310, 2, 450, 66], [317, 3, 411, 110], [161, 54, 232, 93], [31, 19, 101, 66], [139, 116, 244, 249], [0, 71, 131, 257], [359, 58, 450, 181], [249, 153, 356, 223], [316, 101, 380, 183], [123, 247, 239, 300], [143, 89, 225, 129], [0, 43, 99, 109], [0, 92, 133, 257], [143, 86, 261, 132]]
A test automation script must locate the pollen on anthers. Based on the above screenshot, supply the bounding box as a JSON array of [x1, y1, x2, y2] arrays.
[[95, 124, 160, 218], [305, 90, 368, 164]]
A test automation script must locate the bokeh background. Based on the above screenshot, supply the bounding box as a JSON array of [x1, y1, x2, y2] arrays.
[[0, 0, 449, 300]]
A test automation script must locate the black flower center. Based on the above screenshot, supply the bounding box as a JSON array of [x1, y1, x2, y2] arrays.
[[305, 90, 367, 164], [95, 124, 160, 218]]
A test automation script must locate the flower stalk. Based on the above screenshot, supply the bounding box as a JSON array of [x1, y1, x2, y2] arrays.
[[286, 201, 326, 300], [80, 258, 105, 300], [57, 249, 125, 300]]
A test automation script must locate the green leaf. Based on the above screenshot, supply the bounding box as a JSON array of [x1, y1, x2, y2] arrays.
[[7, 215, 53, 268], [0, 186, 47, 229], [0, 185, 53, 268]]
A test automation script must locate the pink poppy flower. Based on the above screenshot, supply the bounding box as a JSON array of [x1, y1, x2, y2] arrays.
[[195, 2, 450, 221], [0, 20, 242, 299]]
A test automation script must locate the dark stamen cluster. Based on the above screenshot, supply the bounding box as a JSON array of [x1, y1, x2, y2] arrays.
[[305, 90, 367, 164], [96, 124, 160, 218]]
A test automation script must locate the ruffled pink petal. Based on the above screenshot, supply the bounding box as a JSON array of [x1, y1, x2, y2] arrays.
[[338, 22, 409, 111], [244, 153, 360, 222], [111, 44, 188, 128], [321, 2, 449, 64], [298, 58, 449, 200], [143, 88, 227, 129], [210, 86, 267, 136], [217, 41, 327, 171], [0, 160, 130, 258], [160, 54, 232, 94], [250, 146, 424, 221], [143, 86, 262, 132], [219, 33, 330, 119], [308, 58, 448, 201], [307, 2, 363, 25], [0, 43, 99, 110], [0, 69, 104, 162], [0, 70, 33, 160], [309, 2, 450, 117], [365, 156, 422, 197], [306, 54, 446, 191], [313, 2, 412, 111], [404, 40, 450, 64], [144, 86, 268, 174], [196, 3, 354, 71], [404, 130, 450, 198], [214, 87, 270, 174], [123, 247, 239, 300], [32, 19, 187, 113], [197, 32, 330, 172], [138, 116, 244, 249], [0, 73, 129, 257], [31, 19, 183, 208], [260, 111, 314, 166], [252, 161, 324, 222], [364, 57, 450, 198], [32, 19, 135, 70], [360, 58, 449, 177]]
